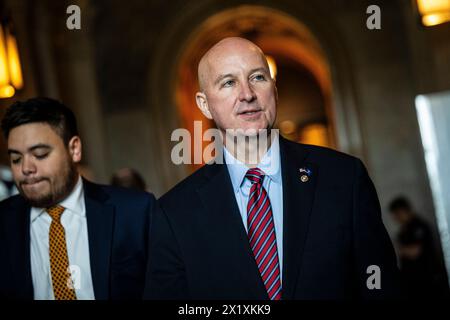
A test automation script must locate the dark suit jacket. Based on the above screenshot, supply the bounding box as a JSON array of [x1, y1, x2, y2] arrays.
[[144, 137, 401, 299], [0, 179, 156, 300]]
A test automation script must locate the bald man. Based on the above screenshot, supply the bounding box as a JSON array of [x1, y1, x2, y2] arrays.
[[144, 37, 401, 300]]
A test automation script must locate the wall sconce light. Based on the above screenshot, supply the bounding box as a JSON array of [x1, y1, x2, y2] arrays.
[[0, 18, 23, 99], [417, 0, 450, 27]]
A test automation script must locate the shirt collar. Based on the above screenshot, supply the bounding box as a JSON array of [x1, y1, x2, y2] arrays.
[[30, 175, 85, 222], [224, 133, 282, 193]]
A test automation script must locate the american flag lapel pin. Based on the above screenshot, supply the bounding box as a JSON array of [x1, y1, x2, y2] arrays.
[[299, 167, 312, 183]]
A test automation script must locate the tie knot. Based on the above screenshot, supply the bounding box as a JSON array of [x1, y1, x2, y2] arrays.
[[46, 205, 65, 221], [246, 168, 265, 185]]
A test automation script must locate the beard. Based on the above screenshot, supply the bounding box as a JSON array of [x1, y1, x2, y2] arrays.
[[17, 162, 79, 208]]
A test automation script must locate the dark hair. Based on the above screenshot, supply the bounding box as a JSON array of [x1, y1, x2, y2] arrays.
[[1, 97, 79, 145], [389, 196, 412, 213]]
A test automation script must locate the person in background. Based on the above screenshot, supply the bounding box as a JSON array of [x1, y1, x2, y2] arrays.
[[389, 196, 449, 299], [111, 167, 147, 192], [0, 165, 17, 201]]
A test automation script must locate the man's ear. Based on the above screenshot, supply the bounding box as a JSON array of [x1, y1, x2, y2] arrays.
[[195, 91, 213, 119], [68, 136, 82, 163]]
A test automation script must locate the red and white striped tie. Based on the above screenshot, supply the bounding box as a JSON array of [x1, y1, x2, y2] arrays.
[[246, 168, 282, 300]]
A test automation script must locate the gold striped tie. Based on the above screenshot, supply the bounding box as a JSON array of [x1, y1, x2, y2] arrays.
[[47, 205, 77, 300]]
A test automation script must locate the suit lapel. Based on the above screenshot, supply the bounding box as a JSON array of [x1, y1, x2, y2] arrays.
[[279, 137, 318, 299], [83, 179, 115, 300], [3, 198, 34, 299], [196, 162, 268, 299]]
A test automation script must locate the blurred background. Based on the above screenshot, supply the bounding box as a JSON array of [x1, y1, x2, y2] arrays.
[[0, 0, 449, 298]]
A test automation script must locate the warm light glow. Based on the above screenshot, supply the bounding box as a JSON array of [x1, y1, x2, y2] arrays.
[[265, 55, 277, 79], [279, 120, 296, 135], [299, 123, 329, 147], [0, 22, 24, 98], [0, 85, 15, 98], [417, 0, 450, 26], [422, 12, 450, 25], [6, 31, 23, 89], [0, 25, 10, 89]]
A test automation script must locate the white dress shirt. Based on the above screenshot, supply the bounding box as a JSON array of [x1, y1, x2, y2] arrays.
[[30, 176, 95, 300], [224, 134, 284, 283]]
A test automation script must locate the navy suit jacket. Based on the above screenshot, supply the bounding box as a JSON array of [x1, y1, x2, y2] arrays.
[[144, 137, 401, 299], [0, 179, 156, 300]]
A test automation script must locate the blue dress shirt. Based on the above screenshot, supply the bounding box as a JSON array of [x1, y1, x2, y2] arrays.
[[224, 134, 284, 283]]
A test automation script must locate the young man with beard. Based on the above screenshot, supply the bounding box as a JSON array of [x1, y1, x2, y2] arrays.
[[0, 97, 156, 300]]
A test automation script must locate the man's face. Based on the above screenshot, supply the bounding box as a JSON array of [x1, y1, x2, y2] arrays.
[[391, 208, 411, 225], [197, 42, 277, 135], [7, 123, 81, 208]]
